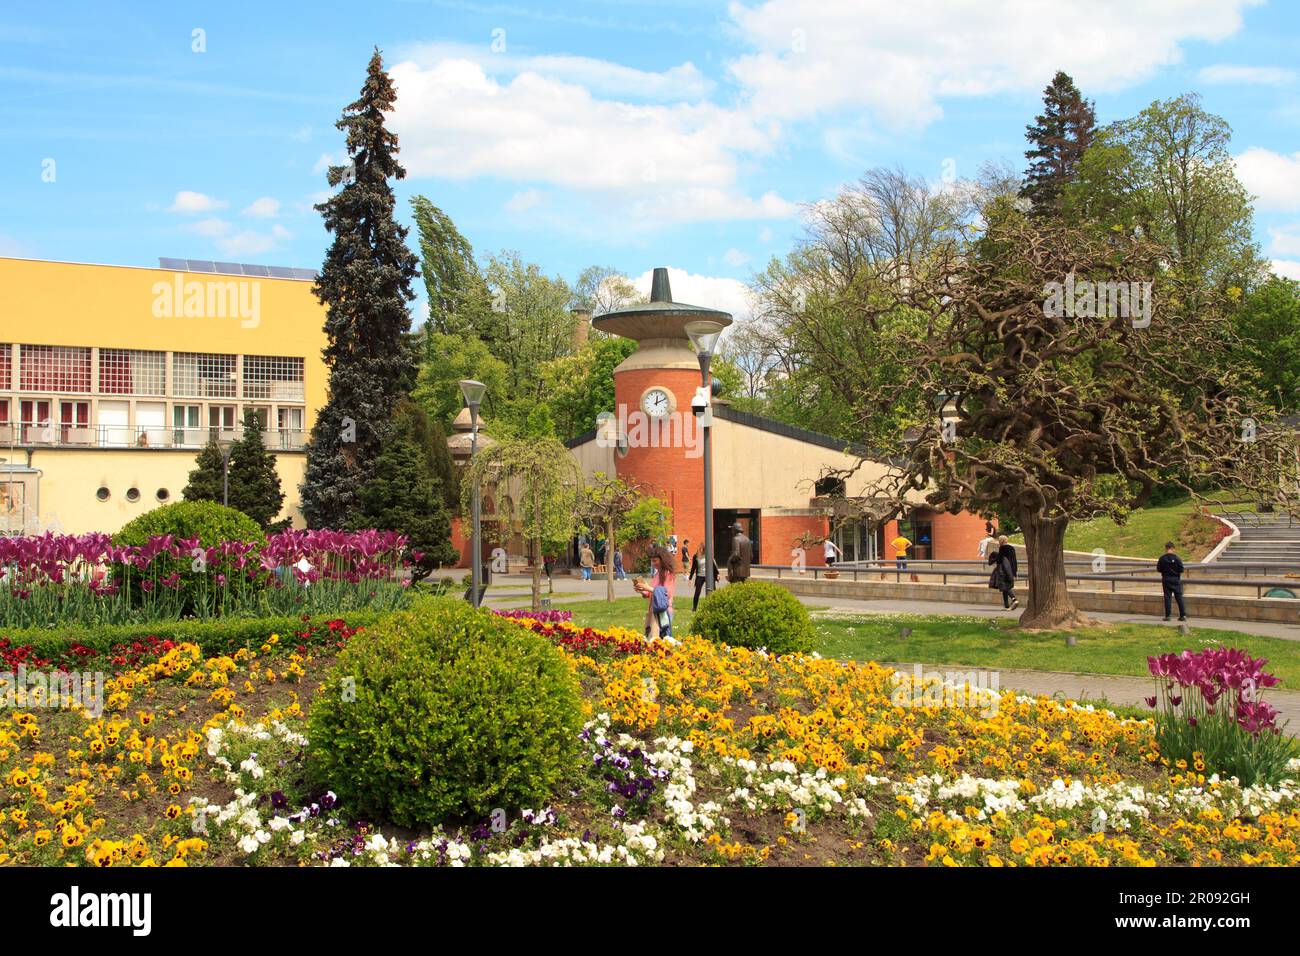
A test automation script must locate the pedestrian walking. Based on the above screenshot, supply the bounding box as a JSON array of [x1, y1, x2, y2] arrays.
[[987, 534, 1019, 610], [634, 545, 677, 639], [613, 546, 626, 580], [680, 538, 691, 572], [579, 543, 595, 581], [689, 550, 719, 610], [1157, 541, 1188, 622], [823, 537, 843, 567]]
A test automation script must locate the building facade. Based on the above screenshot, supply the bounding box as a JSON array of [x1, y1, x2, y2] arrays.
[[0, 257, 328, 534], [563, 268, 986, 569]]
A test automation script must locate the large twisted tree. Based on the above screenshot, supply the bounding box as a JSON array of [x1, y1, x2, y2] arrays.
[[767, 177, 1292, 629]]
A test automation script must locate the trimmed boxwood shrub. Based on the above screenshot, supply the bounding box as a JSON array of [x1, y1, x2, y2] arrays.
[[113, 500, 267, 614], [692, 580, 815, 655], [306, 598, 583, 827]]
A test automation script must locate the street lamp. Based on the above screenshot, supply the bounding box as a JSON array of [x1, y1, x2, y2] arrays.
[[685, 319, 725, 595], [217, 435, 236, 507], [459, 379, 487, 608]]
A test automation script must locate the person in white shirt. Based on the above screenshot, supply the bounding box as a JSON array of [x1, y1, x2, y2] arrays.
[[823, 538, 843, 567], [977, 522, 998, 558]]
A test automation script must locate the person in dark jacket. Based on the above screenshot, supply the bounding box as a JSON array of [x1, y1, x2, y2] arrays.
[[987, 535, 1019, 610], [689, 551, 719, 610], [1156, 541, 1187, 621]]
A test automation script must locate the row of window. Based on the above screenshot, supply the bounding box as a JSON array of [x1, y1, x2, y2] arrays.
[[0, 344, 304, 401], [0, 397, 306, 449]]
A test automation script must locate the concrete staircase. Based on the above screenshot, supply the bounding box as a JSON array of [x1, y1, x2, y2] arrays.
[[1214, 512, 1300, 570]]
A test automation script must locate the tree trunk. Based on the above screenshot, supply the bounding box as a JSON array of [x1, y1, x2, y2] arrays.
[[606, 518, 616, 602], [529, 535, 542, 612], [1016, 510, 1097, 629]]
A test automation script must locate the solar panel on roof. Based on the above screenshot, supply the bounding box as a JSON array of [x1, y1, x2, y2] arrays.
[[292, 268, 318, 281], [266, 266, 296, 279], [158, 257, 187, 270], [241, 263, 270, 277], [185, 259, 216, 273], [213, 261, 244, 275]]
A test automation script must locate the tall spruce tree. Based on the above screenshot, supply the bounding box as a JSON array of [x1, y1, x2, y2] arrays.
[[1021, 71, 1097, 215], [227, 410, 286, 529], [301, 48, 419, 529], [182, 439, 226, 504]]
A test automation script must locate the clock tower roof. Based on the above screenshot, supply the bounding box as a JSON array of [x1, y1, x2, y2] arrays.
[[592, 266, 732, 342]]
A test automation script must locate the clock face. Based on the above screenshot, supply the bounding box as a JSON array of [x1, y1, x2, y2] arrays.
[[642, 388, 672, 418]]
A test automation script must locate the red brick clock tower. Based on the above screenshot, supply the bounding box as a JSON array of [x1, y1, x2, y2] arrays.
[[592, 268, 732, 558]]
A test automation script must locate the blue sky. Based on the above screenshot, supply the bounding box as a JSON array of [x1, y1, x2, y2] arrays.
[[3, 0, 1299, 319]]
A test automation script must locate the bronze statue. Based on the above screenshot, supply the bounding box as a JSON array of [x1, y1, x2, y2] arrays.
[[727, 521, 751, 583]]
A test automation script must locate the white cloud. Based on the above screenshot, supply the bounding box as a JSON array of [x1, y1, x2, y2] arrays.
[[216, 230, 285, 258], [727, 0, 1260, 127], [1272, 259, 1300, 281], [242, 197, 281, 218], [388, 56, 793, 226], [399, 42, 715, 101], [1236, 148, 1300, 211], [723, 248, 750, 267], [1268, 226, 1300, 257], [631, 267, 753, 322], [758, 226, 773, 243], [168, 190, 227, 213], [1198, 63, 1295, 86], [504, 188, 546, 213], [186, 218, 230, 237]]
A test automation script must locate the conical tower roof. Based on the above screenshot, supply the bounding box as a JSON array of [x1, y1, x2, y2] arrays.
[[592, 267, 732, 342]]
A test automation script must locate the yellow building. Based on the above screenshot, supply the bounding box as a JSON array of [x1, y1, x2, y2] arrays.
[[0, 256, 329, 534]]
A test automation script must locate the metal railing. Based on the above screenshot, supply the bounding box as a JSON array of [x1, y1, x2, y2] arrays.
[[752, 562, 1300, 600], [0, 423, 307, 451]]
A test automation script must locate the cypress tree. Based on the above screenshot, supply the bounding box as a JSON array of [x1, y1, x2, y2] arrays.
[[1021, 71, 1097, 215], [182, 439, 226, 504], [301, 48, 419, 528], [227, 410, 286, 529]]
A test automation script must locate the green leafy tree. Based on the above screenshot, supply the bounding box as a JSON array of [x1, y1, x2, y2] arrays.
[[540, 336, 637, 439], [182, 439, 226, 504], [482, 252, 576, 416], [462, 434, 582, 611], [1021, 71, 1097, 216], [353, 402, 457, 581], [301, 48, 419, 529], [410, 195, 494, 340], [1065, 93, 1261, 292], [413, 331, 510, 428], [577, 472, 644, 601], [618, 496, 673, 547], [571, 265, 644, 314], [227, 410, 286, 529], [1235, 277, 1300, 413]]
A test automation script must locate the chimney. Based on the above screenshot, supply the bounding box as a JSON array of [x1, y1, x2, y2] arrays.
[[649, 267, 672, 303], [571, 308, 591, 348]]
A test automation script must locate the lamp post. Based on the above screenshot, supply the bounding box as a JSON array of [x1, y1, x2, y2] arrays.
[[459, 379, 487, 608], [218, 435, 235, 507], [685, 320, 724, 595]]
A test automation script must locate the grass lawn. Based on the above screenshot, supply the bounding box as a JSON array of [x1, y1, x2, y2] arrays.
[[552, 597, 1300, 689], [1010, 497, 1228, 559]]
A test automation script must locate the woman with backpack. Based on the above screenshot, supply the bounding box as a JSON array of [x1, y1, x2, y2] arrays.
[[634, 544, 677, 638], [987, 534, 1019, 610]]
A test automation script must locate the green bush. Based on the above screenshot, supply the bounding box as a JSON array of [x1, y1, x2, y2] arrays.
[[306, 599, 583, 827], [692, 580, 814, 655], [113, 500, 267, 614]]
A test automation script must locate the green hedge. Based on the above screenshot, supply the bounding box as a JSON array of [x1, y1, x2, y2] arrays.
[[1, 608, 390, 662]]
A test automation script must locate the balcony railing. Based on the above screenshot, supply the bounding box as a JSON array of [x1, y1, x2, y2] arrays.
[[0, 423, 308, 451]]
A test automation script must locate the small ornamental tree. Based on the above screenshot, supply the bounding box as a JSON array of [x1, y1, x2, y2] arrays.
[[226, 410, 285, 529], [353, 402, 457, 581], [578, 472, 645, 601], [462, 434, 582, 611], [182, 439, 226, 504]]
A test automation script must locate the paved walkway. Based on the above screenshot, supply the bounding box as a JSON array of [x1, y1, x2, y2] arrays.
[[486, 575, 1300, 731], [485, 574, 1300, 641]]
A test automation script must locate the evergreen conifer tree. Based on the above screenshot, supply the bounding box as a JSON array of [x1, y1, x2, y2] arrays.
[[1021, 71, 1097, 215]]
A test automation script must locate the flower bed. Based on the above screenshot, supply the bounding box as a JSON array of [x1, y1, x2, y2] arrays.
[[2, 608, 1297, 867], [0, 529, 413, 627]]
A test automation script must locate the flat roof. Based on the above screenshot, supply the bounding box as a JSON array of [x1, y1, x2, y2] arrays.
[[0, 255, 317, 281]]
